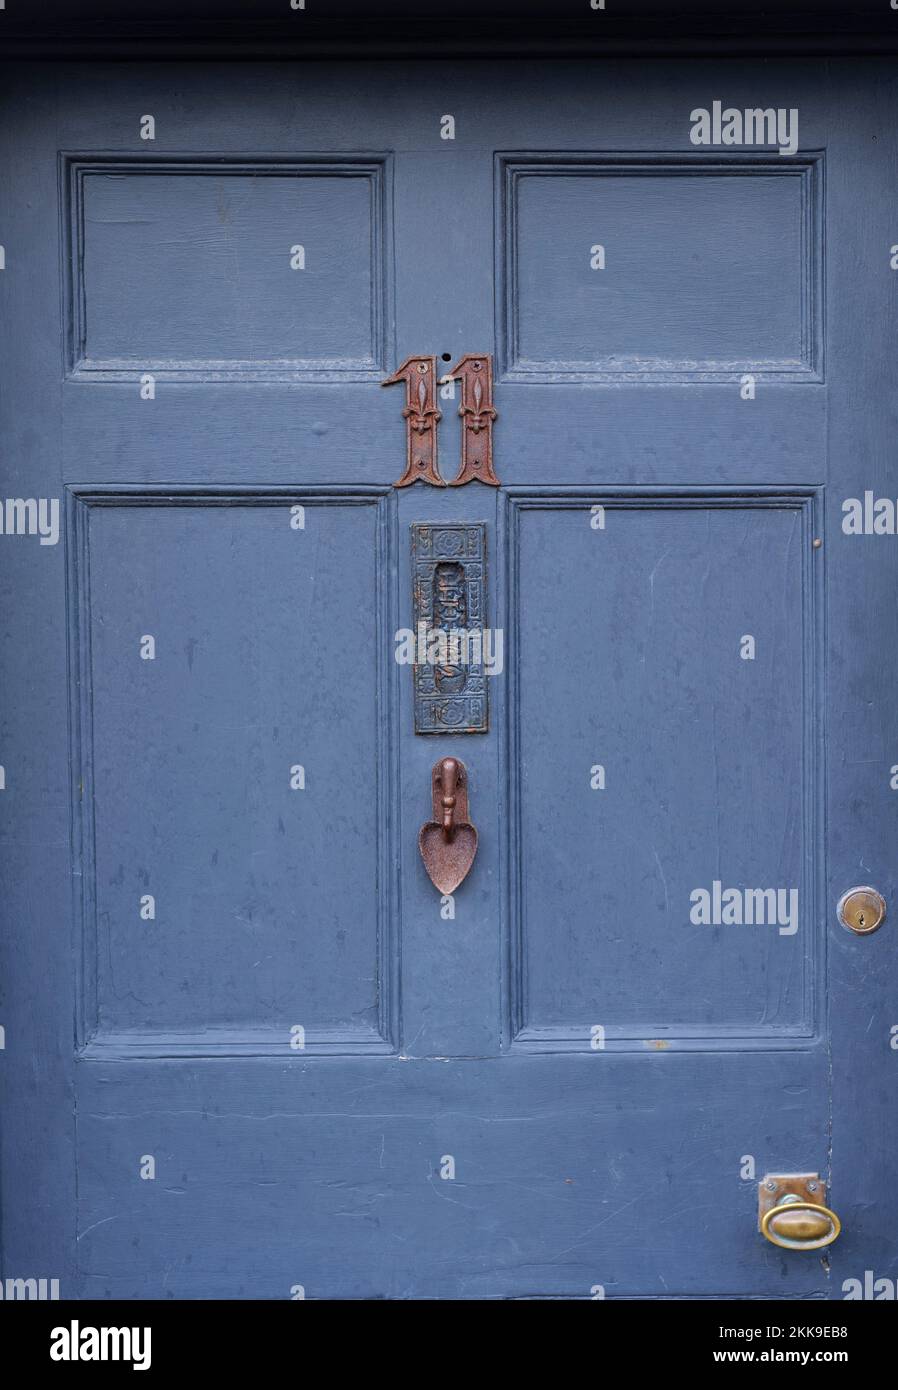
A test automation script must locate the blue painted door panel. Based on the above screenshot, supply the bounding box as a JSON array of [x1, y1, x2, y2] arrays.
[[0, 58, 896, 1299]]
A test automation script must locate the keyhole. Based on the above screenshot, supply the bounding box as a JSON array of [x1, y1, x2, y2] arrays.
[[838, 887, 886, 935]]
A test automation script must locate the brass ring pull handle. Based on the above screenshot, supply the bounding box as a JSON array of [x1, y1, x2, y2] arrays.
[[760, 1194, 841, 1251]]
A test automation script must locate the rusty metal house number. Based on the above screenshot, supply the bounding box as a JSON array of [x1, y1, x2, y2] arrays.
[[383, 353, 499, 488]]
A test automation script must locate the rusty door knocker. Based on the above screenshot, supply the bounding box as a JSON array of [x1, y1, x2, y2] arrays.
[[418, 757, 478, 893]]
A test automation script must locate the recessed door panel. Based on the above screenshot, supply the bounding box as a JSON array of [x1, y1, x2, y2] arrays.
[[509, 495, 818, 1045]]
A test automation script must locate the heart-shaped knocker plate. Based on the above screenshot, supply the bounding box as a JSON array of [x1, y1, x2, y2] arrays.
[[419, 756, 478, 894]]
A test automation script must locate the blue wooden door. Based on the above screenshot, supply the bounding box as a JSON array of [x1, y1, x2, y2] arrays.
[[2, 58, 896, 1300]]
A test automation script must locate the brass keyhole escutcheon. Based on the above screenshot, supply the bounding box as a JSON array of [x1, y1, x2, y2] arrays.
[[837, 886, 886, 936]]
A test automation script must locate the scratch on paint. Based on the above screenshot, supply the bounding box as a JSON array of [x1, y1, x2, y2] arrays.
[[651, 846, 669, 913], [77, 1213, 129, 1242], [425, 1173, 478, 1210]]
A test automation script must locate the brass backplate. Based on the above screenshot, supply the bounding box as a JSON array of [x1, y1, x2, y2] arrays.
[[757, 1173, 824, 1230]]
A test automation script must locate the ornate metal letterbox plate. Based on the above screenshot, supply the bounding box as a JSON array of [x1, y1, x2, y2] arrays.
[[411, 523, 488, 734]]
